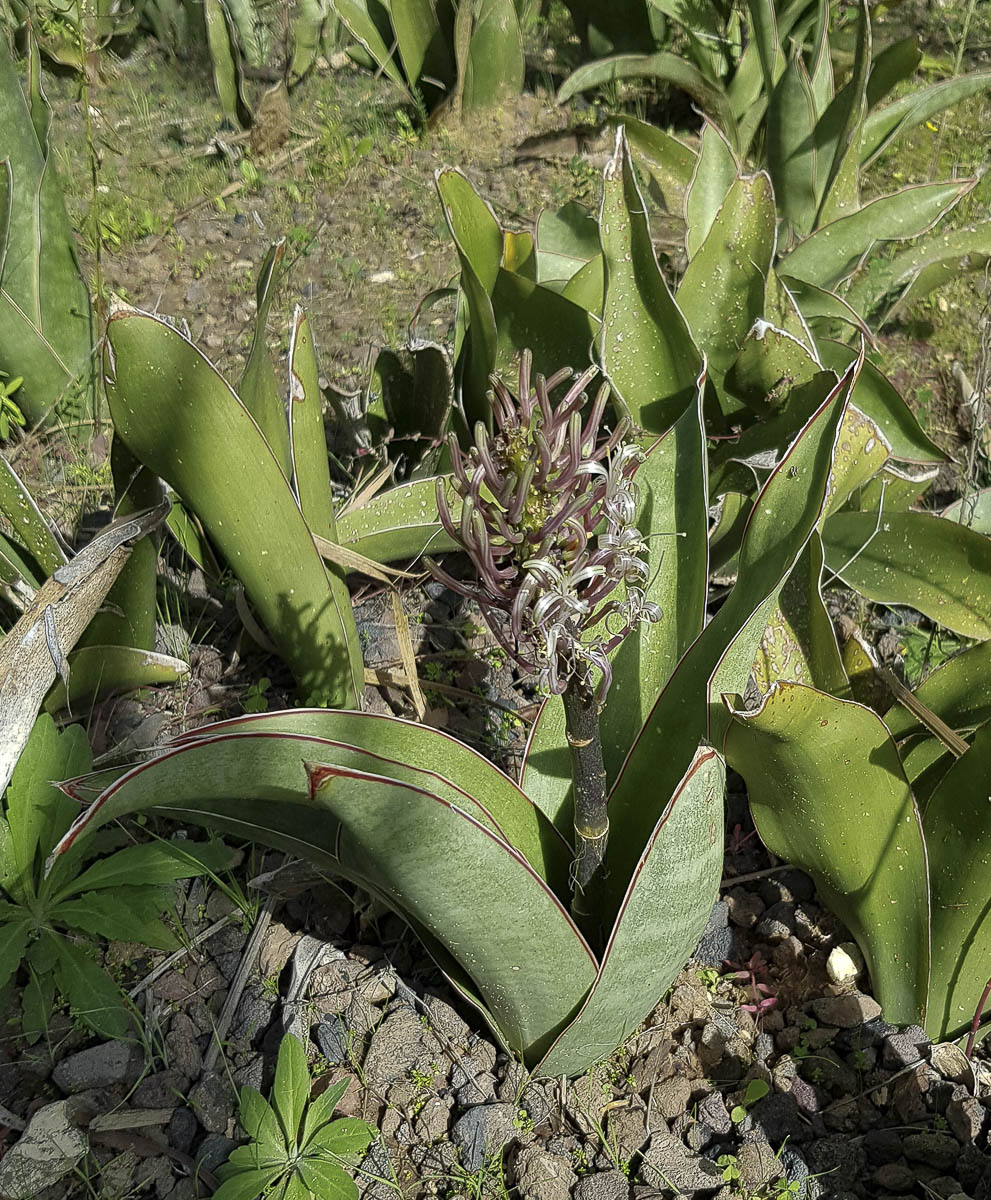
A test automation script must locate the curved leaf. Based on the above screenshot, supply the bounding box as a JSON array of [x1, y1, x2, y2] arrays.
[[336, 477, 459, 564], [822, 511, 991, 639], [884, 640, 991, 742], [43, 646, 189, 714], [104, 306, 362, 707], [923, 721, 991, 1038], [862, 69, 991, 166], [724, 682, 930, 1026], [538, 746, 724, 1077], [685, 121, 738, 259], [599, 127, 701, 430]]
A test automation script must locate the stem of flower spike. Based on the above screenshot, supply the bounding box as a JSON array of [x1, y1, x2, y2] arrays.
[[563, 668, 608, 943]]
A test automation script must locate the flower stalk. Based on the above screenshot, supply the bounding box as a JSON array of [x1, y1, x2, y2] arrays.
[[428, 351, 659, 934]]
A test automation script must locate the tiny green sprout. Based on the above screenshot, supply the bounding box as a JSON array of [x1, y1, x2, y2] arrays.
[[718, 1153, 741, 1183], [697, 966, 721, 993], [242, 676, 272, 714], [731, 1078, 769, 1123], [0, 373, 25, 441]]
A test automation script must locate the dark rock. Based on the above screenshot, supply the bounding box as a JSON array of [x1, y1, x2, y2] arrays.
[[859, 1016, 899, 1048], [805, 1134, 866, 1192], [811, 993, 882, 1028], [451, 1057, 497, 1107], [904, 1131, 961, 1171], [166, 1107, 199, 1155], [948, 1094, 988, 1144], [315, 1014, 352, 1065], [164, 1014, 202, 1079], [882, 1025, 929, 1069], [572, 1170, 632, 1200], [694, 901, 735, 967], [892, 1067, 931, 1123], [188, 1075, 235, 1135], [779, 1147, 812, 1199], [726, 887, 765, 929], [639, 1131, 723, 1193], [697, 1090, 733, 1137], [52, 1041, 144, 1094], [131, 1069, 188, 1108], [606, 1106, 648, 1160], [872, 1161, 916, 1192], [195, 1133, 235, 1172], [686, 1121, 718, 1153], [233, 1053, 264, 1091], [451, 1103, 518, 1172], [930, 1178, 970, 1199], [749, 1092, 809, 1144], [512, 1145, 576, 1200], [957, 1142, 989, 1191], [232, 985, 276, 1043], [864, 1129, 905, 1165]]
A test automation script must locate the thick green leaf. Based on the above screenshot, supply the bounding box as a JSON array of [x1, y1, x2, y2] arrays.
[[335, 477, 459, 564], [746, 0, 785, 100], [824, 403, 890, 518], [604, 366, 853, 905], [239, 240, 291, 476], [724, 319, 820, 413], [780, 180, 976, 290], [52, 887, 178, 949], [765, 45, 819, 237], [0, 917, 30, 991], [304, 1117, 374, 1158], [0, 454, 65, 577], [6, 715, 90, 902], [883, 640, 991, 742], [490, 270, 598, 383], [811, 0, 869, 226], [821, 511, 991, 640], [559, 53, 738, 143], [537, 746, 724, 1077], [522, 379, 710, 831], [923, 721, 991, 1038], [289, 0, 330, 84], [847, 225, 991, 320], [43, 646, 190, 715], [334, 0, 407, 89], [458, 0, 524, 111], [866, 35, 921, 111], [308, 760, 596, 1062], [390, 0, 452, 89], [817, 341, 946, 464], [0, 39, 96, 432], [104, 307, 362, 707], [847, 463, 938, 515], [273, 1033, 310, 1147], [599, 128, 701, 430], [211, 1168, 285, 1200], [776, 273, 873, 339], [297, 1157, 356, 1200], [685, 122, 737, 259], [203, 0, 245, 124], [436, 168, 501, 426], [753, 533, 848, 695], [618, 115, 695, 213], [534, 201, 600, 286], [240, 1085, 286, 1153], [941, 489, 991, 534], [724, 682, 930, 1026], [52, 933, 133, 1038], [676, 172, 776, 389], [861, 69, 991, 166]]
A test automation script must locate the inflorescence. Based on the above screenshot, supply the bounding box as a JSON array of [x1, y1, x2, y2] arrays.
[[428, 351, 660, 698]]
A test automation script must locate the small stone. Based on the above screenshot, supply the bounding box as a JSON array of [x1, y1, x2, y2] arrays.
[[512, 1145, 576, 1200], [451, 1103, 518, 1172], [697, 1090, 733, 1136], [413, 1096, 451, 1143], [904, 1131, 961, 1171], [132, 1069, 188, 1108], [737, 1141, 782, 1191], [726, 887, 765, 929], [369, 270, 396, 284], [188, 1074, 235, 1135], [315, 1014, 353, 1065], [52, 1041, 144, 1093], [883, 1025, 929, 1069], [572, 1169, 631, 1200], [363, 1009, 441, 1090], [948, 1094, 986, 1144], [654, 1075, 694, 1121], [639, 1131, 723, 1193], [0, 1101, 88, 1198], [166, 1107, 199, 1155], [864, 1129, 906, 1166], [811, 993, 881, 1029], [826, 943, 865, 985], [749, 1092, 809, 1143], [164, 1014, 203, 1079], [872, 1161, 916, 1192], [195, 1133, 235, 1172], [805, 1134, 866, 1192], [694, 901, 735, 967]]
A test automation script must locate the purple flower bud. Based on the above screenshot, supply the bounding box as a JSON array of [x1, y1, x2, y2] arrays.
[[427, 352, 660, 697]]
